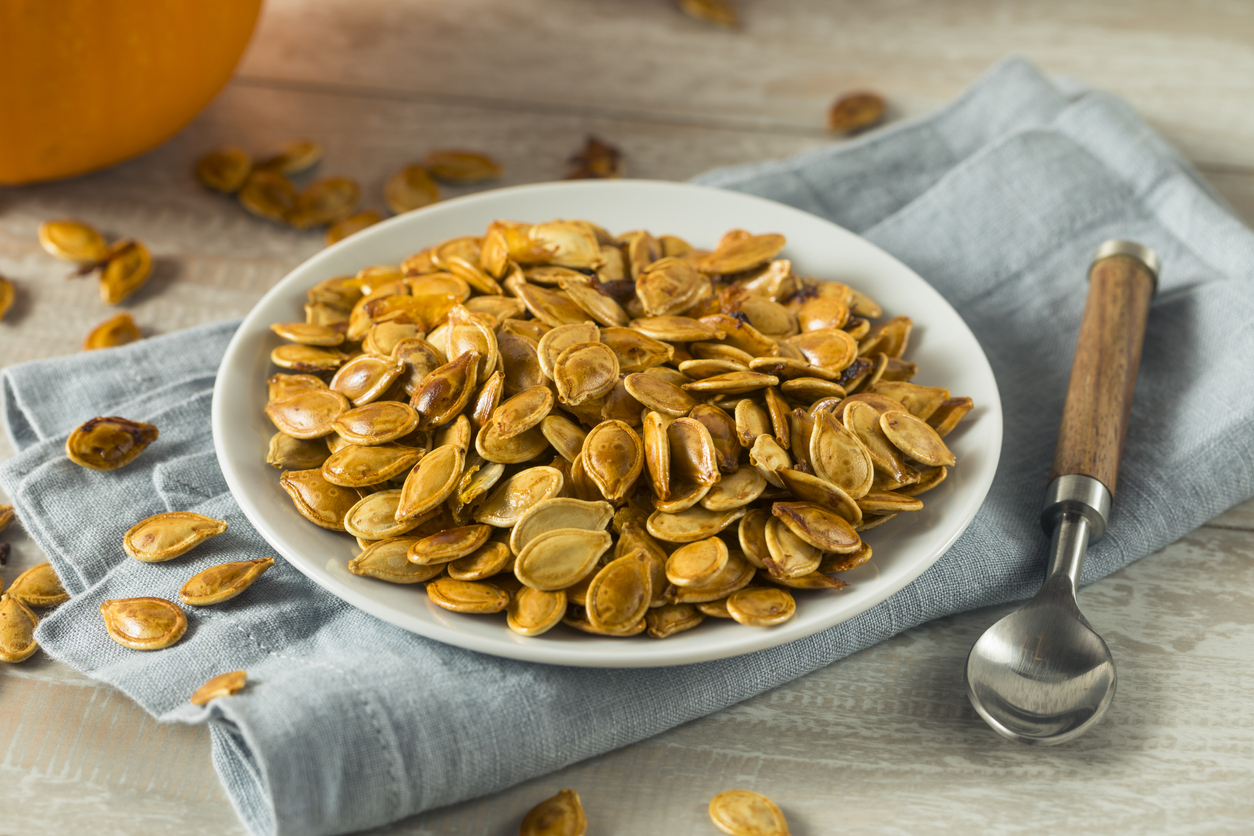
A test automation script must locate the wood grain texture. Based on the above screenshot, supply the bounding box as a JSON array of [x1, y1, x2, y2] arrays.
[[3, 0, 1254, 833], [1049, 255, 1156, 493]]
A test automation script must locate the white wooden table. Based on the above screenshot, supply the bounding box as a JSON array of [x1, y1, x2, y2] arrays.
[[4, 1, 1254, 832]]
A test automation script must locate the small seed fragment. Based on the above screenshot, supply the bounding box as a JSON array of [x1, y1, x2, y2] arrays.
[[827, 91, 886, 134], [709, 790, 791, 836], [190, 670, 248, 705], [83, 312, 142, 351], [180, 558, 275, 606], [66, 416, 158, 470], [520, 789, 588, 836], [100, 597, 188, 651]]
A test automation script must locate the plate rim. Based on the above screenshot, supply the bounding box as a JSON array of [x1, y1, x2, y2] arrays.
[[212, 178, 1003, 667]]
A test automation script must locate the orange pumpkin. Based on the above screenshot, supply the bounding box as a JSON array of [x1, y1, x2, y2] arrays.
[[0, 0, 263, 185]]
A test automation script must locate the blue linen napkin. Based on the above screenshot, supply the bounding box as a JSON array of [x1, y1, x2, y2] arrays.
[[3, 57, 1253, 836]]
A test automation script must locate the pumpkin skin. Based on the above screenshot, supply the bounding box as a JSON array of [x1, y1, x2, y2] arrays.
[[0, 0, 263, 185]]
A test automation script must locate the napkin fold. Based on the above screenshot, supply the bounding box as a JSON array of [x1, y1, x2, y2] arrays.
[[4, 57, 1253, 836]]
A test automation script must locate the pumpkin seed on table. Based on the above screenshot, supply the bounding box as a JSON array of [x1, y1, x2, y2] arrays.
[[38, 219, 108, 262], [520, 788, 587, 836], [239, 170, 296, 223], [180, 558, 275, 606], [679, 0, 739, 28], [6, 563, 69, 607], [290, 177, 362, 229], [66, 416, 158, 470], [190, 670, 247, 705], [709, 789, 791, 836], [423, 150, 502, 183], [327, 210, 382, 246], [84, 312, 142, 350], [0, 274, 14, 321], [0, 595, 40, 663], [196, 147, 251, 192], [100, 597, 187, 651], [261, 218, 969, 642], [124, 512, 228, 562], [385, 164, 441, 214], [256, 139, 322, 175], [0, 504, 14, 534], [99, 239, 152, 305], [828, 90, 887, 135]]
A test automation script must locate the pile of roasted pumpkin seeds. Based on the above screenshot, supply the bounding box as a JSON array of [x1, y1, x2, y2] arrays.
[[263, 219, 973, 640]]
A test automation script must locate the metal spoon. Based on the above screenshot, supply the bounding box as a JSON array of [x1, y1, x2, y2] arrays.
[[965, 240, 1160, 745]]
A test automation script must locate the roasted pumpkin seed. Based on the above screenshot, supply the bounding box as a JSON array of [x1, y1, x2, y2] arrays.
[[38, 219, 107, 262], [349, 537, 444, 583], [0, 595, 39, 662], [83, 312, 142, 351], [100, 597, 187, 651], [180, 557, 275, 606], [520, 789, 588, 836], [426, 578, 508, 614], [99, 240, 152, 305], [123, 512, 228, 563], [709, 790, 790, 836], [66, 416, 158, 470], [281, 468, 361, 530], [190, 670, 247, 705], [385, 164, 441, 214], [474, 466, 564, 526]]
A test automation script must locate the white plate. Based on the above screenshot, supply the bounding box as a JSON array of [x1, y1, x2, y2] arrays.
[[212, 180, 1002, 668]]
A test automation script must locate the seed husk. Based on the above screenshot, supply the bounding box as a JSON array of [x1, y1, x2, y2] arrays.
[[327, 210, 382, 246], [84, 312, 142, 351], [844, 401, 908, 481], [646, 602, 706, 638], [239, 170, 295, 223], [349, 537, 444, 583], [734, 399, 771, 447], [774, 468, 861, 525], [290, 177, 362, 229], [345, 489, 427, 539], [385, 164, 441, 214], [100, 597, 187, 651], [688, 404, 740, 474], [493, 385, 555, 439], [0, 595, 39, 663], [95, 237, 152, 305], [647, 505, 747, 543], [708, 789, 791, 836], [321, 443, 421, 487], [771, 501, 861, 554], [586, 552, 652, 632], [600, 327, 674, 372], [581, 420, 644, 501], [408, 524, 492, 565], [763, 517, 822, 579], [6, 563, 68, 607], [828, 91, 886, 134], [726, 587, 796, 628], [330, 355, 406, 406], [38, 219, 107, 262], [667, 549, 755, 604], [868, 380, 950, 421], [809, 410, 873, 499], [474, 466, 565, 527], [256, 139, 323, 174], [748, 434, 790, 488], [514, 282, 588, 328], [901, 466, 947, 497], [0, 275, 13, 321], [476, 421, 551, 464], [271, 344, 348, 373], [332, 401, 420, 445], [423, 149, 503, 183], [668, 418, 720, 488], [426, 578, 508, 614], [856, 489, 924, 514], [540, 414, 588, 463], [268, 373, 326, 402], [505, 586, 567, 637], [65, 416, 159, 471], [737, 508, 772, 569], [180, 557, 275, 606], [514, 527, 613, 591], [563, 609, 646, 636], [123, 512, 228, 562], [820, 541, 874, 574], [701, 465, 767, 511], [410, 351, 480, 429], [666, 536, 729, 588], [510, 498, 614, 556], [190, 670, 248, 705], [926, 397, 974, 438], [266, 389, 350, 439], [553, 342, 619, 407], [701, 233, 785, 275], [0, 504, 13, 535], [396, 445, 464, 520], [520, 789, 588, 836], [624, 373, 697, 417], [447, 540, 512, 581], [880, 409, 956, 467], [281, 468, 361, 530]]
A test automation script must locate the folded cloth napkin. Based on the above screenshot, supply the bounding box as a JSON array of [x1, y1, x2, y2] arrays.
[[4, 56, 1254, 836]]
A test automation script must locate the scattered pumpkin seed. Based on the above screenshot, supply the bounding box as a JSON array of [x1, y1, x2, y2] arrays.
[[180, 557, 275, 606], [100, 597, 187, 651], [190, 670, 248, 705], [66, 416, 158, 470]]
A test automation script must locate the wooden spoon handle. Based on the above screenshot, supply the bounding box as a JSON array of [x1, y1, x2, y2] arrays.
[[1048, 241, 1159, 496]]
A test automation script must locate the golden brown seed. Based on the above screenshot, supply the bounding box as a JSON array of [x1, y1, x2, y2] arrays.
[[265, 389, 351, 439], [514, 282, 589, 328], [737, 509, 772, 569], [646, 603, 706, 638], [99, 239, 152, 305], [581, 420, 644, 502], [701, 234, 786, 275], [447, 540, 513, 581], [474, 466, 565, 527], [0, 595, 39, 663], [868, 381, 950, 421], [561, 279, 630, 327], [540, 414, 587, 463], [775, 467, 861, 525], [270, 344, 348, 373], [901, 466, 948, 497], [514, 527, 613, 591], [520, 789, 588, 836], [475, 422, 551, 465], [38, 219, 107, 262], [553, 342, 620, 406], [726, 587, 796, 628], [332, 401, 420, 445], [410, 351, 480, 429], [349, 537, 444, 583], [0, 275, 14, 321], [255, 139, 322, 175], [667, 549, 756, 604], [180, 558, 275, 606], [65, 416, 158, 470], [344, 490, 427, 539], [396, 445, 465, 520], [845, 400, 908, 481], [701, 465, 767, 512], [507, 587, 567, 637], [84, 312, 142, 351], [239, 170, 296, 223], [6, 563, 68, 607], [423, 149, 503, 183], [927, 397, 974, 438], [856, 489, 924, 514], [600, 327, 674, 372], [0, 503, 13, 535], [809, 410, 873, 499], [748, 434, 791, 488], [667, 418, 720, 488], [734, 399, 771, 447], [771, 502, 861, 554], [385, 164, 441, 214], [509, 498, 614, 555], [624, 372, 697, 417], [190, 670, 247, 705], [828, 91, 887, 134], [271, 321, 346, 347], [493, 385, 555, 439], [290, 177, 362, 229], [280, 468, 361, 530], [100, 597, 187, 651], [880, 409, 956, 467], [683, 371, 778, 395], [330, 355, 406, 406], [647, 505, 747, 544], [566, 135, 623, 180], [709, 790, 791, 836], [763, 517, 821, 579], [538, 322, 600, 379], [408, 524, 493, 565], [820, 542, 873, 574], [666, 536, 729, 588], [426, 578, 508, 614], [678, 0, 739, 27], [326, 210, 382, 246], [268, 373, 327, 403], [123, 512, 228, 563], [586, 553, 652, 632], [196, 147, 251, 192]]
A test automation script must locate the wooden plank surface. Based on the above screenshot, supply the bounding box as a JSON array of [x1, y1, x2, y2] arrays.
[[3, 1, 1254, 833]]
